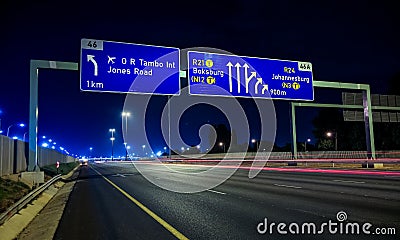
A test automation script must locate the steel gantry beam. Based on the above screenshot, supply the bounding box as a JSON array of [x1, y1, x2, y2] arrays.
[[29, 60, 78, 171], [290, 80, 376, 160], [28, 60, 187, 171]]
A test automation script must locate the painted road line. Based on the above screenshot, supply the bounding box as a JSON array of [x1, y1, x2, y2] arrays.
[[206, 189, 227, 195], [111, 173, 126, 177], [333, 180, 365, 184], [90, 166, 189, 240], [273, 184, 302, 189]]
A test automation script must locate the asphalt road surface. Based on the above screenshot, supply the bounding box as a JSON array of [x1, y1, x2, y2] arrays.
[[54, 162, 400, 240]]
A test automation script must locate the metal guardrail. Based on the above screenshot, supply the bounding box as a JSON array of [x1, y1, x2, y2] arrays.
[[0, 174, 62, 225]]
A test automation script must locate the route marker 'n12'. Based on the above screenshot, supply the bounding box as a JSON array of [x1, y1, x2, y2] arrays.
[[187, 51, 313, 101]]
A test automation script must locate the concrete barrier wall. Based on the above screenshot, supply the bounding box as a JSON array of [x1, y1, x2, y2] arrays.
[[0, 136, 78, 177], [0, 135, 14, 176], [15, 140, 27, 173], [38, 147, 76, 167]]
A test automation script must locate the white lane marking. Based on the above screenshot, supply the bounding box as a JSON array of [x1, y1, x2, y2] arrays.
[[273, 184, 302, 189], [112, 173, 126, 177], [333, 179, 365, 184], [206, 189, 226, 195]]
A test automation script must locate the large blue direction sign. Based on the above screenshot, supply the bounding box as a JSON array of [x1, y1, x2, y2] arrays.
[[187, 51, 313, 101], [80, 39, 180, 95]]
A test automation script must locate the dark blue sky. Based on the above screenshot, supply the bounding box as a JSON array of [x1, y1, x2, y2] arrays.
[[0, 1, 399, 157]]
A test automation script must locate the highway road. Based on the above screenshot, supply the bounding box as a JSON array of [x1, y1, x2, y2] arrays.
[[54, 162, 400, 240]]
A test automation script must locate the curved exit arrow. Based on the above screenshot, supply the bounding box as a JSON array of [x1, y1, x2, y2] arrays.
[[243, 63, 256, 93], [255, 78, 263, 94], [87, 55, 98, 76], [262, 84, 269, 94]]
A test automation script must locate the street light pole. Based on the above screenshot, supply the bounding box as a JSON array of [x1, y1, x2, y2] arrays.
[[326, 131, 337, 151], [335, 133, 338, 151], [109, 128, 115, 161], [122, 112, 130, 161], [124, 142, 128, 161], [305, 138, 311, 152], [23, 132, 28, 142], [122, 112, 130, 136], [219, 142, 225, 153], [7, 123, 25, 137], [127, 145, 131, 160], [251, 139, 259, 151]]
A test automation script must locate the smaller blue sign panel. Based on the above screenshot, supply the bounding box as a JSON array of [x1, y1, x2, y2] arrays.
[[80, 39, 180, 95], [187, 51, 313, 101]]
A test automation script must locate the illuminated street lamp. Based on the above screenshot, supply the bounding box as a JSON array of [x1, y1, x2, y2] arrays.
[[89, 147, 93, 159], [219, 142, 225, 153], [127, 145, 131, 159], [7, 123, 25, 137], [305, 138, 311, 152], [251, 139, 259, 151], [142, 144, 146, 156], [122, 111, 130, 138], [109, 128, 116, 161], [326, 131, 337, 151]]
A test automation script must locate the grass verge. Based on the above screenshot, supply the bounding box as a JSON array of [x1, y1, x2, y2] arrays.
[[0, 178, 30, 213], [0, 161, 79, 215]]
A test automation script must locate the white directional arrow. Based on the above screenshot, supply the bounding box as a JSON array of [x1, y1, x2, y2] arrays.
[[87, 55, 98, 76], [226, 62, 233, 92], [235, 63, 241, 93], [255, 78, 263, 94], [243, 63, 256, 93], [262, 84, 269, 94]]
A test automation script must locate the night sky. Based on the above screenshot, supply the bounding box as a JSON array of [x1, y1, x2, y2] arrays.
[[0, 1, 399, 157]]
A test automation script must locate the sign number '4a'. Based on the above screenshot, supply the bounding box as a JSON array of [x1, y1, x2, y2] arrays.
[[298, 62, 312, 72]]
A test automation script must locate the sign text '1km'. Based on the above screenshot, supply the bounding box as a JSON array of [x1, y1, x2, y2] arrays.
[[80, 39, 180, 95]]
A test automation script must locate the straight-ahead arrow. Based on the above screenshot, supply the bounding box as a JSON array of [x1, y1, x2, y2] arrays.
[[87, 55, 98, 76], [226, 62, 233, 92], [235, 63, 241, 93]]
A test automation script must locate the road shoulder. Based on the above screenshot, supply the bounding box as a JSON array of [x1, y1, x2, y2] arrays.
[[16, 168, 80, 240]]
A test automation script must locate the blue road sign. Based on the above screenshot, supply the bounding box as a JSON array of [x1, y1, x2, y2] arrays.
[[80, 39, 180, 95], [187, 51, 313, 101]]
